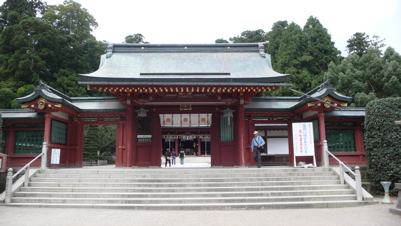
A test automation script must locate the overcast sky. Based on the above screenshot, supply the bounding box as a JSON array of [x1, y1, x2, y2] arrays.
[[2, 0, 401, 55]]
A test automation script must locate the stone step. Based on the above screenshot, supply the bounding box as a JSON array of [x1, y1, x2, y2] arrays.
[[19, 184, 350, 193], [40, 167, 331, 175], [26, 180, 341, 188], [11, 194, 357, 204], [7, 167, 376, 210], [29, 175, 339, 183], [6, 200, 374, 210], [14, 189, 355, 198], [35, 171, 334, 178]]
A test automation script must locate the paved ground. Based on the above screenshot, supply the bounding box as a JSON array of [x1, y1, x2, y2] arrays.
[[0, 199, 400, 226], [161, 155, 211, 168], [1, 156, 400, 226]]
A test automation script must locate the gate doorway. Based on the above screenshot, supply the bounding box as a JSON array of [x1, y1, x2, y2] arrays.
[[83, 124, 116, 166], [160, 113, 212, 167]]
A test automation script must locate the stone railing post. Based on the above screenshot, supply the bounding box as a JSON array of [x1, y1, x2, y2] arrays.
[[355, 166, 362, 201], [323, 140, 329, 168], [5, 168, 13, 203], [24, 165, 30, 187], [41, 142, 47, 170]]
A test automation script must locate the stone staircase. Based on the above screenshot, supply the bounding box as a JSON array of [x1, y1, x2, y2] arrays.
[[6, 167, 376, 210]]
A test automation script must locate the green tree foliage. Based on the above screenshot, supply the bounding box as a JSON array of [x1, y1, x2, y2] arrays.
[[0, 88, 17, 108], [0, 0, 106, 108], [364, 98, 401, 195], [265, 21, 288, 66], [264, 17, 341, 95], [42, 0, 105, 96], [303, 17, 341, 77], [124, 33, 148, 44], [324, 47, 401, 106], [215, 38, 228, 43], [229, 29, 267, 43], [83, 125, 99, 161], [83, 125, 116, 163], [346, 32, 370, 56]]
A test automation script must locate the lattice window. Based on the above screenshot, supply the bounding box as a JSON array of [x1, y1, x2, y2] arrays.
[[220, 117, 234, 141], [326, 129, 356, 152], [14, 131, 44, 154], [138, 116, 152, 142], [1, 131, 5, 153], [51, 120, 67, 145]]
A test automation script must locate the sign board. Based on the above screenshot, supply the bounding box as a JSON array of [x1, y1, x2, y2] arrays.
[[51, 148, 61, 164], [292, 122, 316, 167]]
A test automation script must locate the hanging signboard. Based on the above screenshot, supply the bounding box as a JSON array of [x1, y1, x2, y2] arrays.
[[51, 148, 61, 164], [292, 122, 316, 167]]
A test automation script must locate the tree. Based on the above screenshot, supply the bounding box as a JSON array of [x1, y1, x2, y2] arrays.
[[324, 47, 401, 106], [215, 38, 228, 43], [346, 32, 370, 56], [0, 0, 44, 30], [83, 124, 100, 161], [0, 88, 17, 109], [124, 33, 148, 44], [370, 35, 386, 51], [302, 16, 341, 77], [229, 29, 267, 43], [266, 21, 288, 66]]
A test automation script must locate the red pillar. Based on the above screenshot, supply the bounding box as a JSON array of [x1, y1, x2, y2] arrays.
[[43, 109, 52, 144], [318, 112, 327, 167], [288, 122, 294, 166], [115, 123, 124, 167], [175, 138, 179, 153], [75, 121, 84, 167], [210, 109, 221, 166], [125, 105, 134, 167], [197, 136, 201, 157], [43, 109, 52, 166], [318, 112, 326, 141], [237, 104, 246, 167], [151, 111, 162, 166]]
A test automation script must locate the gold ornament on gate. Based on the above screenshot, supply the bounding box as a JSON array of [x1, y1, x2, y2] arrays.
[[38, 100, 46, 109]]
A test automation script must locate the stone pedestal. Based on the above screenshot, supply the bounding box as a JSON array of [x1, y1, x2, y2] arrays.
[[390, 183, 401, 215]]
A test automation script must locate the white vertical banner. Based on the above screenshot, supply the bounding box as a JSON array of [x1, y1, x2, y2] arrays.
[[51, 148, 61, 164], [292, 122, 316, 166]]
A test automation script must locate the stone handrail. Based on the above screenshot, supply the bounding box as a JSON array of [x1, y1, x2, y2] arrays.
[[322, 140, 363, 201], [4, 142, 47, 203]]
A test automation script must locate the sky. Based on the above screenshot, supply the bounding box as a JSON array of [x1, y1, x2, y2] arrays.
[[2, 0, 401, 55]]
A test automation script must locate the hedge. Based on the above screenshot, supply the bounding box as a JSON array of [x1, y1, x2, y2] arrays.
[[365, 98, 401, 195]]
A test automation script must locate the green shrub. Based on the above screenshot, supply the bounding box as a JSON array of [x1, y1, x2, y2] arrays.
[[365, 98, 401, 195]]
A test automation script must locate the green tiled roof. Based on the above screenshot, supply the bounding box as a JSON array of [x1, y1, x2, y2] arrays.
[[78, 43, 290, 86]]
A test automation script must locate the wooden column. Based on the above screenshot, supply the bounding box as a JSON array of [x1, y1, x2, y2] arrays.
[[198, 136, 201, 157], [75, 121, 84, 167], [318, 112, 326, 141], [125, 105, 134, 167], [288, 122, 294, 166], [175, 138, 179, 153], [210, 109, 221, 166], [43, 109, 52, 144], [151, 111, 162, 166], [237, 104, 246, 167], [115, 122, 124, 167], [43, 109, 52, 166]]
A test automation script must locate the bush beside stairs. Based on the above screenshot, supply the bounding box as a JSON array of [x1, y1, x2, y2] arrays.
[[6, 167, 378, 210]]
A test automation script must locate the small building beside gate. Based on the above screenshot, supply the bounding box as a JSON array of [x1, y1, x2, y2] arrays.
[[0, 43, 367, 168]]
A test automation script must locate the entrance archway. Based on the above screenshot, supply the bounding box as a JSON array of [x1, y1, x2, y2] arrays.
[[160, 113, 212, 167]]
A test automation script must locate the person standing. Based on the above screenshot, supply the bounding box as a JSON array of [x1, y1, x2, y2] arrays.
[[171, 149, 177, 165], [165, 150, 172, 167], [179, 149, 185, 165], [251, 131, 265, 168]]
